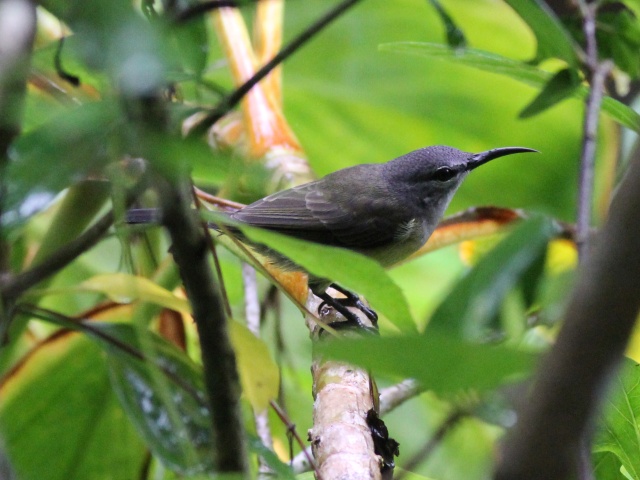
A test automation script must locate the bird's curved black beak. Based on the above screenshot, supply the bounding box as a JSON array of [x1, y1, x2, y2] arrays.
[[466, 147, 538, 171]]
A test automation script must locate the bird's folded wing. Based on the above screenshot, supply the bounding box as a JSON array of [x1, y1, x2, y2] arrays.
[[231, 182, 400, 249]]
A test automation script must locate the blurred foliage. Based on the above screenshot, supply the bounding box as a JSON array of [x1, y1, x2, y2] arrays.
[[0, 0, 638, 479]]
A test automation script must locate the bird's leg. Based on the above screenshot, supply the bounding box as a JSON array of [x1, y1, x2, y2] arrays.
[[316, 291, 377, 333], [328, 283, 378, 325]]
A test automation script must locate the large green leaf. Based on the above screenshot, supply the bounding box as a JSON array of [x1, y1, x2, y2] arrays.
[[318, 331, 535, 392], [503, 0, 579, 66], [98, 322, 214, 475], [379, 42, 640, 133], [594, 358, 640, 480], [0, 332, 147, 480], [3, 102, 120, 231], [220, 220, 417, 334], [427, 217, 555, 340]]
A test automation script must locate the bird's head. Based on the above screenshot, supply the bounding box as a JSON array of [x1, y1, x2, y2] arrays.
[[383, 145, 537, 213]]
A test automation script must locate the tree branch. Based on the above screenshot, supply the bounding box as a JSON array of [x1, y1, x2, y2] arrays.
[[494, 122, 640, 480], [0, 210, 115, 301], [157, 178, 248, 474]]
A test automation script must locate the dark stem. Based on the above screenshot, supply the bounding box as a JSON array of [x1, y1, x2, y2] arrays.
[[188, 0, 363, 138], [54, 36, 80, 86], [191, 185, 233, 317], [0, 210, 115, 301], [494, 120, 640, 480], [173, 0, 245, 23], [157, 178, 248, 473]]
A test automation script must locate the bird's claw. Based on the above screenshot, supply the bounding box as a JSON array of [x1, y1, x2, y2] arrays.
[[316, 290, 379, 333]]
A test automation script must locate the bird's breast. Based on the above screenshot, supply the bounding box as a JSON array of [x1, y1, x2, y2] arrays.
[[360, 217, 431, 267]]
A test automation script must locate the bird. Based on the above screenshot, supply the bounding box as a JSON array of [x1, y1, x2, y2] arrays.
[[128, 145, 536, 327]]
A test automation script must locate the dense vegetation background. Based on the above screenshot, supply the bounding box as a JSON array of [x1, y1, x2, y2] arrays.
[[0, 0, 639, 479]]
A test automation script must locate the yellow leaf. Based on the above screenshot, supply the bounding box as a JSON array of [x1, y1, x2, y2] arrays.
[[228, 320, 279, 411], [79, 273, 191, 314]]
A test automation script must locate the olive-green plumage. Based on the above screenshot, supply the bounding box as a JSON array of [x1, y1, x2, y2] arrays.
[[229, 145, 536, 294], [127, 145, 535, 324]]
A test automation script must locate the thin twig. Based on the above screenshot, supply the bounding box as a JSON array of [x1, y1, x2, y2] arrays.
[[54, 36, 80, 86], [379, 379, 422, 416], [188, 0, 363, 138], [575, 1, 613, 260], [396, 410, 467, 480], [0, 210, 115, 301], [173, 0, 245, 23], [243, 262, 261, 336], [242, 262, 274, 476], [194, 187, 245, 211], [270, 399, 317, 473]]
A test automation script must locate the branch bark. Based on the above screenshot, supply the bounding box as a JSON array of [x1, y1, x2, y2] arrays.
[[494, 130, 640, 480], [157, 179, 248, 474]]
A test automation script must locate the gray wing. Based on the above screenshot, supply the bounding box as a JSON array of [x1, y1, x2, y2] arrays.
[[230, 172, 408, 249]]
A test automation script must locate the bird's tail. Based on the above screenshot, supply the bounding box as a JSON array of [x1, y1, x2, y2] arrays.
[[126, 208, 160, 225], [125, 208, 228, 233]]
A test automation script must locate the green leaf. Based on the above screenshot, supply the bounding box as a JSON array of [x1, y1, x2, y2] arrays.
[[248, 437, 295, 480], [379, 42, 640, 132], [169, 9, 208, 79], [594, 358, 640, 480], [225, 221, 417, 334], [3, 101, 120, 231], [229, 321, 280, 411], [96, 322, 214, 475], [427, 217, 555, 341], [593, 451, 628, 480], [317, 332, 535, 392], [0, 332, 147, 480], [78, 273, 192, 313], [519, 68, 581, 119], [503, 0, 579, 67]]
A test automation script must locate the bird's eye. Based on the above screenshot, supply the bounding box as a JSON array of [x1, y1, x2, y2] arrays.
[[432, 166, 456, 182]]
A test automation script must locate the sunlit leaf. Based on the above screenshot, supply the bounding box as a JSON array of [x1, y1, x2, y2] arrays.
[[427, 217, 555, 340], [229, 320, 279, 411], [503, 0, 579, 66], [318, 332, 535, 392], [594, 358, 640, 480], [380, 42, 640, 132], [78, 273, 192, 313], [0, 332, 146, 480]]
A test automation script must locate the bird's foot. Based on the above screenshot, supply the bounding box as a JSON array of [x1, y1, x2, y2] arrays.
[[316, 288, 378, 335], [328, 283, 378, 325]]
